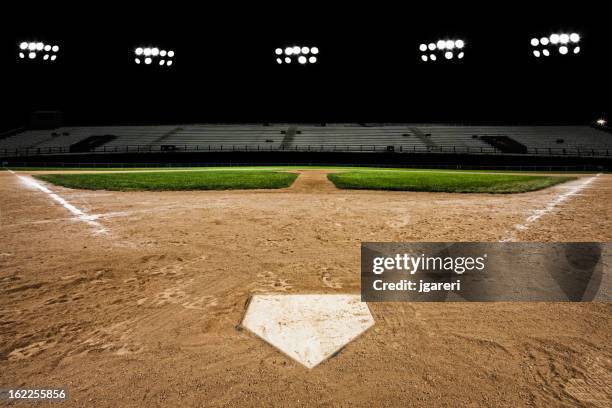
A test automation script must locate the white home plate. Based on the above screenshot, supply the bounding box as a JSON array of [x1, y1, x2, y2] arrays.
[[242, 294, 375, 369]]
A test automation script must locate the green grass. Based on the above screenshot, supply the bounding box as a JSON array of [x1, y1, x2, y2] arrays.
[[22, 166, 581, 193], [35, 171, 298, 191], [327, 171, 575, 193]]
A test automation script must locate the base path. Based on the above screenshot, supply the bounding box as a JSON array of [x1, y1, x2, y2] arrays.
[[287, 170, 338, 192]]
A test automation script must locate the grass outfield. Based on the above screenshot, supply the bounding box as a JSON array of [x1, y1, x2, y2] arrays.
[[327, 171, 575, 193], [35, 171, 298, 191]]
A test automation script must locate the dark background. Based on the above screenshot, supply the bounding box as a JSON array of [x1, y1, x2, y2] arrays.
[[1, 4, 609, 131]]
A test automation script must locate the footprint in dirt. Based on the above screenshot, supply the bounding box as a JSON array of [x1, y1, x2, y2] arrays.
[[8, 340, 57, 360], [321, 271, 343, 289], [254, 271, 293, 292], [74, 320, 143, 356]]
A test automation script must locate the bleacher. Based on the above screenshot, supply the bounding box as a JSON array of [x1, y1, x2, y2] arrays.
[[288, 125, 428, 152], [415, 125, 610, 155], [1, 124, 610, 158]]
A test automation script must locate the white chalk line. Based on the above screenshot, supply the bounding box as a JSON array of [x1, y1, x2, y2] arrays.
[[499, 173, 602, 242], [8, 170, 108, 235]]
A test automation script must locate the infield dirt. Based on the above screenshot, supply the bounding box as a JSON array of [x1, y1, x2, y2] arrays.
[[1, 170, 611, 407]]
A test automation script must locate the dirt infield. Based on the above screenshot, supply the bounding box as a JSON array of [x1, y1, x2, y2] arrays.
[[1, 169, 611, 407]]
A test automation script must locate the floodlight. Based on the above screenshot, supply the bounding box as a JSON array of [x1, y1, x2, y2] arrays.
[[276, 45, 318, 64], [134, 45, 174, 67], [532, 31, 581, 58], [596, 118, 607, 126], [50, 55, 56, 61], [17, 40, 59, 62], [420, 38, 465, 62]]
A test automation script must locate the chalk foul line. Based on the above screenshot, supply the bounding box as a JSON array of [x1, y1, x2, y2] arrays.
[[500, 173, 601, 242], [9, 170, 108, 235]]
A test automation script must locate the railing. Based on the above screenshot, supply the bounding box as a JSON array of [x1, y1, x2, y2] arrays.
[[0, 127, 27, 141], [0, 144, 610, 158]]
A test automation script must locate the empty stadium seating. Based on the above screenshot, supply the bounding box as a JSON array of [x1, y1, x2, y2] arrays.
[[1, 124, 610, 158]]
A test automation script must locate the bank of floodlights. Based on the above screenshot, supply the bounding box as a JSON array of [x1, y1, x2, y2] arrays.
[[275, 46, 319, 65], [419, 39, 465, 62], [530, 32, 581, 58], [134, 46, 175, 66], [18, 41, 60, 62]]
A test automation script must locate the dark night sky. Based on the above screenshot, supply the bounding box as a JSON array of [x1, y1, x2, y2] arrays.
[[1, 4, 610, 130]]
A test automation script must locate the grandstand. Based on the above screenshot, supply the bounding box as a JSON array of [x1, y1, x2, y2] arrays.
[[1, 124, 610, 159]]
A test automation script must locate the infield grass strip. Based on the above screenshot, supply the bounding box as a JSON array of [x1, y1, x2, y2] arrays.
[[327, 171, 575, 193], [35, 171, 298, 191]]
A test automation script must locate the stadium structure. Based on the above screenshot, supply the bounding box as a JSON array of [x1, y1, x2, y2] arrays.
[[2, 121, 611, 169], [2, 7, 612, 408]]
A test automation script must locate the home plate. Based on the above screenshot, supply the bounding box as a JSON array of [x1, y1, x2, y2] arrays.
[[241, 294, 375, 369]]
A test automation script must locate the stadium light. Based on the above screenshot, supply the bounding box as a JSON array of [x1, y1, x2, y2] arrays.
[[17, 40, 60, 62], [134, 46, 175, 67], [419, 38, 465, 62], [530, 32, 581, 58], [275, 45, 319, 65]]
